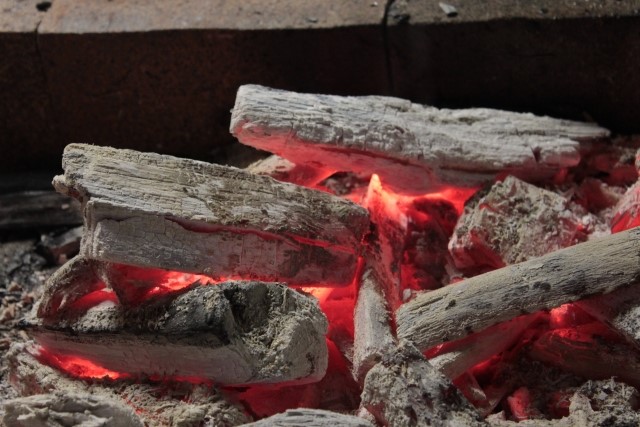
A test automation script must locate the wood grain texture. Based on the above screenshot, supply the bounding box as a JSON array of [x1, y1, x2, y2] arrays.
[[397, 227, 640, 351], [352, 268, 396, 383], [53, 144, 369, 286], [31, 281, 329, 386], [231, 85, 609, 193]]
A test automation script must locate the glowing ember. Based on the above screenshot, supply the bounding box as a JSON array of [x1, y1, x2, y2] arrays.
[[34, 346, 128, 381]]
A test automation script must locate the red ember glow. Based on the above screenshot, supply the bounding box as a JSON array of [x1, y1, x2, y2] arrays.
[[34, 346, 128, 381]]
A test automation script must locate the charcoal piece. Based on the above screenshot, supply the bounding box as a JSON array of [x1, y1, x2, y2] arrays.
[[3, 392, 144, 427], [39, 226, 83, 265], [611, 180, 640, 233], [53, 144, 369, 287], [352, 268, 396, 384], [449, 176, 587, 271], [0, 191, 82, 230], [397, 227, 640, 351], [231, 85, 608, 193], [242, 408, 374, 427], [361, 342, 486, 427], [5, 343, 251, 427], [31, 281, 329, 385]]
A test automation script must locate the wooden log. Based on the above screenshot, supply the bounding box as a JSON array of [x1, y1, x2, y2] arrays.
[[4, 343, 252, 426], [3, 392, 144, 427], [53, 144, 369, 286], [231, 85, 609, 193], [30, 281, 329, 385], [361, 341, 486, 426], [397, 227, 640, 351], [352, 268, 396, 384], [243, 409, 374, 427], [577, 284, 640, 350], [0, 191, 82, 230]]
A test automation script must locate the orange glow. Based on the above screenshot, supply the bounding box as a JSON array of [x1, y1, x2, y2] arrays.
[[143, 271, 216, 298], [299, 286, 334, 304], [34, 346, 128, 380], [67, 289, 119, 312]]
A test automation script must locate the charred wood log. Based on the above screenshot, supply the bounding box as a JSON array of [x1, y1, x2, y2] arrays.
[[231, 85, 608, 193], [243, 409, 374, 427], [0, 191, 81, 230], [397, 227, 640, 351], [53, 144, 369, 286], [3, 392, 144, 427], [5, 343, 251, 426], [361, 342, 486, 426], [31, 281, 329, 385], [352, 268, 396, 384]]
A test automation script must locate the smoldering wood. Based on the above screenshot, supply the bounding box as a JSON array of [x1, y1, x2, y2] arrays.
[[530, 324, 640, 389], [397, 227, 640, 351], [428, 314, 538, 380], [54, 144, 369, 286], [611, 180, 640, 232], [577, 284, 640, 350], [0, 191, 82, 230], [487, 380, 640, 427], [449, 176, 589, 271], [4, 343, 251, 427], [246, 154, 336, 187], [31, 281, 329, 385], [352, 268, 396, 384], [231, 85, 608, 193], [361, 341, 486, 427], [243, 409, 374, 427], [3, 392, 144, 427]]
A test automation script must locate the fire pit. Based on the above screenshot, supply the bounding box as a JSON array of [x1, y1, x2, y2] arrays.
[[2, 85, 640, 426]]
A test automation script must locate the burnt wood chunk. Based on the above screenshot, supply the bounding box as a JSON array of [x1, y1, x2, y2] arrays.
[[53, 144, 369, 286], [31, 282, 329, 385], [577, 285, 640, 350], [3, 392, 144, 427], [397, 227, 640, 351], [353, 268, 396, 383], [5, 343, 251, 426], [0, 191, 82, 230], [361, 342, 486, 426], [231, 85, 608, 193], [449, 176, 588, 271], [243, 409, 374, 427]]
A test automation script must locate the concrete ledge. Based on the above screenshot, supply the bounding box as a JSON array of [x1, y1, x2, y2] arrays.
[[2, 0, 640, 172]]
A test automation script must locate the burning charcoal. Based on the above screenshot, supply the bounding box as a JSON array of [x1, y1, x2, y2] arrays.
[[246, 154, 336, 187], [427, 314, 539, 380], [242, 409, 374, 427], [361, 341, 486, 426], [53, 144, 369, 287], [579, 137, 640, 186], [30, 281, 329, 386], [3, 392, 144, 427], [488, 380, 640, 426], [449, 176, 588, 271], [529, 322, 640, 389], [397, 227, 640, 351], [611, 180, 640, 233], [5, 343, 251, 426], [352, 268, 396, 384], [231, 85, 608, 193]]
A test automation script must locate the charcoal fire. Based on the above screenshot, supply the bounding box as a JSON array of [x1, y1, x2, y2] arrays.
[[4, 85, 640, 426]]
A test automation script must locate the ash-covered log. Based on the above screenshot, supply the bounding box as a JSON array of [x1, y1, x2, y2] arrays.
[[361, 342, 486, 426], [231, 85, 608, 193], [352, 268, 396, 384], [5, 343, 251, 426], [31, 281, 329, 385], [243, 408, 374, 427], [3, 392, 144, 427], [53, 144, 369, 286], [397, 227, 640, 351]]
